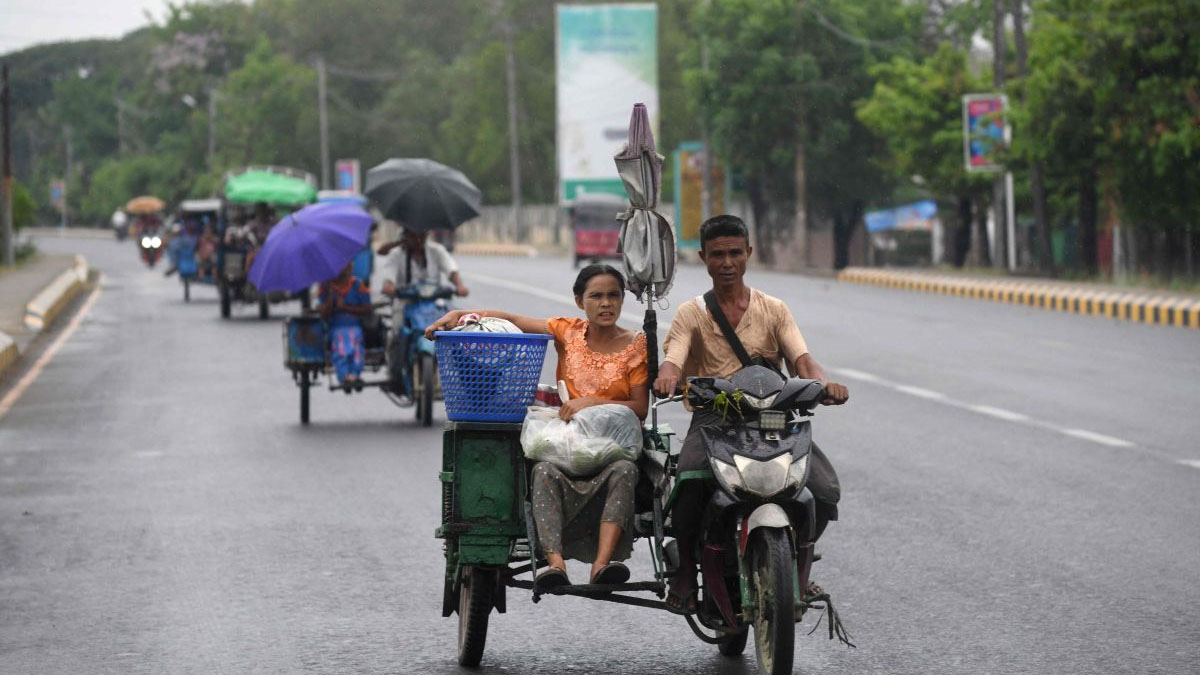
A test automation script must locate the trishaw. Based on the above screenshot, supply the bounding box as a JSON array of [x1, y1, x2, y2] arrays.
[[219, 166, 317, 319], [432, 331, 851, 674], [569, 193, 626, 267], [172, 198, 221, 302], [281, 281, 452, 426]]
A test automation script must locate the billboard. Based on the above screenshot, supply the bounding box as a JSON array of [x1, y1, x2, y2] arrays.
[[556, 3, 658, 203], [673, 141, 726, 250], [50, 179, 65, 211], [334, 159, 360, 193], [962, 94, 1008, 172], [865, 200, 938, 233]]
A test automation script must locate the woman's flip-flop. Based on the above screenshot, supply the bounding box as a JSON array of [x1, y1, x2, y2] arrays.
[[590, 562, 630, 585], [535, 566, 570, 590]]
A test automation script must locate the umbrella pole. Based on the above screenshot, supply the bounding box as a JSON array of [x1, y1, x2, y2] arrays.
[[644, 289, 659, 431]]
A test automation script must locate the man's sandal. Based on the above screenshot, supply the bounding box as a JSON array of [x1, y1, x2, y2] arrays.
[[665, 587, 698, 615]]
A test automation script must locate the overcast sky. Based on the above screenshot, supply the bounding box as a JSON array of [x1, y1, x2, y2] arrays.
[[0, 1, 167, 54]]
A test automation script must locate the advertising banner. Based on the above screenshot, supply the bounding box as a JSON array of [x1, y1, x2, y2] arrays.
[[962, 94, 1008, 172], [556, 3, 658, 203], [50, 179, 65, 211], [334, 159, 360, 193], [865, 199, 938, 233], [673, 141, 726, 250]]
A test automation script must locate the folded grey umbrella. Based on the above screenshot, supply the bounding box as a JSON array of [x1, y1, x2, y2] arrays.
[[364, 158, 482, 231], [615, 103, 676, 301]]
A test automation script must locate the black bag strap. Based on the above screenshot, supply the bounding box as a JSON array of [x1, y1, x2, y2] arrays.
[[703, 290, 753, 368]]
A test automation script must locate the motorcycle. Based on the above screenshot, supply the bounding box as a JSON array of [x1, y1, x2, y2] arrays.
[[436, 360, 852, 673], [138, 229, 164, 267], [385, 281, 455, 426], [670, 364, 852, 674]]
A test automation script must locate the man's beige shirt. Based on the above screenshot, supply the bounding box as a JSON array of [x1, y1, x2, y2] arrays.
[[663, 288, 809, 379]]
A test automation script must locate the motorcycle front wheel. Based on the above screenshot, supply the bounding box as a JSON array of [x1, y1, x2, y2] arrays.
[[415, 353, 435, 426], [750, 528, 795, 675]]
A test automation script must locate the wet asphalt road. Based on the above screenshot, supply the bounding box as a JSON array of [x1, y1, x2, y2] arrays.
[[2, 234, 1198, 675]]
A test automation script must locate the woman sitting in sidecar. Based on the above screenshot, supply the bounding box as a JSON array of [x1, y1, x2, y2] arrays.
[[427, 264, 648, 587]]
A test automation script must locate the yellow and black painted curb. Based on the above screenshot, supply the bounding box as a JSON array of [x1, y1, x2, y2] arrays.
[[836, 267, 1200, 329]]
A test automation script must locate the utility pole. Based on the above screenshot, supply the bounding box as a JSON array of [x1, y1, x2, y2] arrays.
[[992, 0, 1008, 270], [788, 7, 808, 268], [2, 63, 13, 266], [316, 56, 330, 190], [63, 126, 72, 229], [1011, 0, 1052, 275], [207, 88, 218, 170], [700, 35, 712, 223], [503, 11, 523, 242], [116, 98, 125, 155]]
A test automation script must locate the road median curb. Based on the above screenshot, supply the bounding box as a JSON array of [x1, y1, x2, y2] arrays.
[[837, 267, 1200, 329], [455, 242, 538, 257], [24, 255, 90, 333]]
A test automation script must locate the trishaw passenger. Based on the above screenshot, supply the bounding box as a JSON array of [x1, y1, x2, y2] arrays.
[[318, 262, 373, 392], [426, 264, 649, 588], [197, 224, 218, 277], [653, 215, 850, 615]]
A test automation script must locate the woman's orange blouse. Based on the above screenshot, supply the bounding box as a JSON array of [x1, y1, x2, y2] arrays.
[[546, 317, 648, 402]]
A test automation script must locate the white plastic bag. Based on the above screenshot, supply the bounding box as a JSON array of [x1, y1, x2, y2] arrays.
[[521, 404, 643, 477]]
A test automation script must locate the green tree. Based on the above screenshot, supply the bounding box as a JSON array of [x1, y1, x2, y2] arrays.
[[1016, 0, 1200, 277], [214, 39, 319, 172], [856, 44, 992, 266], [12, 181, 37, 230]]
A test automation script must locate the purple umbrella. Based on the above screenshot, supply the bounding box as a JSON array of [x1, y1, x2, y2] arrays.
[[248, 201, 372, 293]]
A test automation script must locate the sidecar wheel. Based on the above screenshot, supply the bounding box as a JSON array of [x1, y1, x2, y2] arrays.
[[750, 528, 795, 675], [456, 566, 494, 667]]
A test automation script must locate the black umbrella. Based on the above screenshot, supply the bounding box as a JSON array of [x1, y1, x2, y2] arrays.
[[364, 158, 482, 231]]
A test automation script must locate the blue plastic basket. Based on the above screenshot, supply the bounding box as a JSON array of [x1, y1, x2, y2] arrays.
[[434, 331, 553, 422]]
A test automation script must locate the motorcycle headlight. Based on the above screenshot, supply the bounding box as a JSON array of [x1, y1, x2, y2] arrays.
[[141, 237, 152, 247], [733, 454, 791, 498], [741, 392, 778, 410], [711, 458, 744, 494], [151, 237, 162, 248], [786, 454, 809, 489]]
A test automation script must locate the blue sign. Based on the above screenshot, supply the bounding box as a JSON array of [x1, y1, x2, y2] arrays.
[[865, 200, 938, 233]]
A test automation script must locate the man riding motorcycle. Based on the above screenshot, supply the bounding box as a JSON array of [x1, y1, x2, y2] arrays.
[[652, 214, 849, 615], [377, 228, 469, 401]]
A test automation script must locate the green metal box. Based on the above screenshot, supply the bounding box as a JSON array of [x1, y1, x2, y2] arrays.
[[437, 422, 527, 568]]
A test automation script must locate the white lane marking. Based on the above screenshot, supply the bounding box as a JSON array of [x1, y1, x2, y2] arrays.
[[830, 367, 881, 383], [1061, 428, 1135, 448], [894, 385, 946, 400], [0, 282, 102, 420], [468, 271, 642, 327], [830, 367, 1153, 454], [1178, 460, 1200, 470], [968, 404, 1030, 422]]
